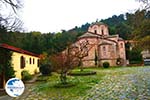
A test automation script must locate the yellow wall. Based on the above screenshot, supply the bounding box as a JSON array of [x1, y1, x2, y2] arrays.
[[11, 52, 39, 79]]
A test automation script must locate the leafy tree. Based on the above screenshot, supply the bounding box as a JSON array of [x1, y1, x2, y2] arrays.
[[39, 52, 52, 75], [139, 36, 150, 50], [115, 22, 131, 39], [125, 42, 131, 60], [40, 64, 52, 76], [101, 14, 130, 39], [128, 47, 143, 64], [0, 47, 15, 87], [126, 10, 150, 51]]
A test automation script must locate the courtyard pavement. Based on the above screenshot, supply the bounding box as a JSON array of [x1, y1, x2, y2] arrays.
[[0, 67, 150, 100], [79, 67, 150, 100]]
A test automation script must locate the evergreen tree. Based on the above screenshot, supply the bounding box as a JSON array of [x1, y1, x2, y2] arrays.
[[0, 47, 15, 81]]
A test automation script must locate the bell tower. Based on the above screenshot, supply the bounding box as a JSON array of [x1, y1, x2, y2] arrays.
[[88, 22, 109, 36]]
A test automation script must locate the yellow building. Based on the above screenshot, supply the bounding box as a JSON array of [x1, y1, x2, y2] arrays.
[[0, 43, 40, 88]]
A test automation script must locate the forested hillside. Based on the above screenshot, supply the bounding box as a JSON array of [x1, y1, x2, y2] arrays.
[[0, 10, 150, 55]]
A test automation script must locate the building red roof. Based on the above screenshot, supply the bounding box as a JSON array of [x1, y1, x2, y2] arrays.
[[0, 43, 39, 57]]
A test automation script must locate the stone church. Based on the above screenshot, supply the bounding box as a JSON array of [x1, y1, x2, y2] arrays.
[[74, 22, 126, 67]]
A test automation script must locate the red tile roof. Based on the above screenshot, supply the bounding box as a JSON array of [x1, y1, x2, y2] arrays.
[[0, 43, 39, 57]]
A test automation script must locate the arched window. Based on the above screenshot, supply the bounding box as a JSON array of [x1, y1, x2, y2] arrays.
[[120, 43, 123, 48], [20, 56, 25, 69], [103, 46, 106, 51], [33, 58, 35, 64], [29, 57, 32, 64], [94, 26, 97, 34], [103, 46, 106, 56], [94, 30, 97, 34], [101, 29, 104, 35]]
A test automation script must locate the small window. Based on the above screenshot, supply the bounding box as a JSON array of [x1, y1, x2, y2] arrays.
[[103, 46, 106, 51], [29, 58, 32, 64], [120, 43, 123, 48], [103, 46, 106, 56], [20, 56, 25, 69], [94, 30, 97, 34], [33, 58, 35, 64], [101, 29, 104, 35]]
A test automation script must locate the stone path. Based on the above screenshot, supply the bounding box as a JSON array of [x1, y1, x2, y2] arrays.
[[79, 67, 150, 100], [1, 67, 150, 100]]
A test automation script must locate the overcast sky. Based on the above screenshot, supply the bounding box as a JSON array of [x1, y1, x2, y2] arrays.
[[22, 0, 141, 33]]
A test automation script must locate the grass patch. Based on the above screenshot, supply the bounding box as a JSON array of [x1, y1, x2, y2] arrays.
[[54, 82, 76, 88], [36, 75, 50, 82], [32, 70, 103, 100]]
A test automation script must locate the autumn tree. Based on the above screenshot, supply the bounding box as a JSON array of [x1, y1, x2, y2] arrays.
[[50, 46, 78, 84]]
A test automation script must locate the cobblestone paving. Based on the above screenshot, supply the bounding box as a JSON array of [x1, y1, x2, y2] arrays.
[[10, 66, 150, 100], [79, 67, 150, 100]]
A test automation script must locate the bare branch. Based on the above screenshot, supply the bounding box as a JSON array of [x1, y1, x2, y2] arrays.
[[2, 0, 22, 13], [136, 0, 150, 10], [0, 0, 24, 31]]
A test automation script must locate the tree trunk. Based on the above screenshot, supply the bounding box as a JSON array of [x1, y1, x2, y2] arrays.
[[79, 59, 83, 71], [60, 72, 67, 84], [0, 72, 5, 88]]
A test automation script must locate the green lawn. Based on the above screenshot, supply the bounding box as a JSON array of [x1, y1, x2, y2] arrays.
[[27, 66, 150, 100], [32, 70, 104, 100]]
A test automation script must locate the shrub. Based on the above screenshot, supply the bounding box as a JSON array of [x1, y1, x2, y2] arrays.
[[128, 48, 142, 64], [39, 63, 52, 76], [21, 70, 32, 81], [68, 70, 96, 76], [103, 62, 110, 68]]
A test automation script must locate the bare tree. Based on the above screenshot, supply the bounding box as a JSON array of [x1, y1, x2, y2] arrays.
[[50, 40, 92, 83], [50, 46, 78, 84], [0, 0, 23, 13], [136, 0, 150, 10], [71, 39, 91, 71], [0, 14, 24, 31], [0, 0, 24, 31], [7, 17, 24, 32]]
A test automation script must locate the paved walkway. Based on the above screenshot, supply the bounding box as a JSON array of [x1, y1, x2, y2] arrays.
[[79, 67, 150, 100], [0, 74, 40, 100], [1, 67, 150, 100]]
